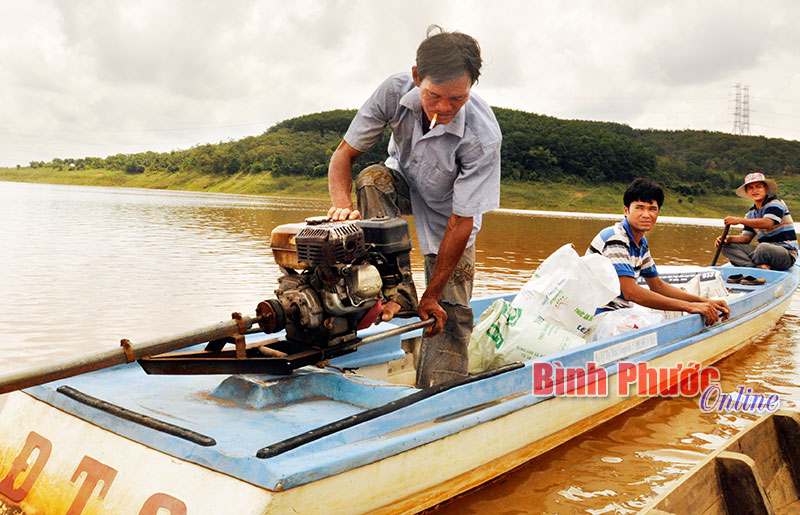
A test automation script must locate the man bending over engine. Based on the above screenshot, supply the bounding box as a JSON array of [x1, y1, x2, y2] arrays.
[[586, 178, 729, 325], [327, 26, 502, 387]]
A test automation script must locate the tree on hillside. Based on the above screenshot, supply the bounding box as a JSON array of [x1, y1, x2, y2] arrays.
[[29, 108, 800, 195]]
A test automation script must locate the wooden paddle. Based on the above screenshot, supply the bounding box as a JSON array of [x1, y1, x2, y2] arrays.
[[711, 225, 730, 266]]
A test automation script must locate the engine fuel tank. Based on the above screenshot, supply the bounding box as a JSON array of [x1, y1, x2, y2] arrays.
[[269, 222, 311, 270]]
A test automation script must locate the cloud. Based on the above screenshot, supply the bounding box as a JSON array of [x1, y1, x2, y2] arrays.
[[1, 0, 800, 167], [633, 3, 771, 86]]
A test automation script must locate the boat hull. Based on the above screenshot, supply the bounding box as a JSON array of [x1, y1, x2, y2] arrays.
[[0, 392, 272, 514], [0, 266, 797, 514]]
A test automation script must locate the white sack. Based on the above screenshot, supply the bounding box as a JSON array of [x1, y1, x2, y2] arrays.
[[511, 244, 620, 337], [468, 299, 586, 373]]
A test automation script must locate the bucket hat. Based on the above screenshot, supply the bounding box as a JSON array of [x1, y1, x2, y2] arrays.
[[735, 172, 778, 199]]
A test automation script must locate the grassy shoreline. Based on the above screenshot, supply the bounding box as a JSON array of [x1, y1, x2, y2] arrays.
[[1, 166, 790, 218]]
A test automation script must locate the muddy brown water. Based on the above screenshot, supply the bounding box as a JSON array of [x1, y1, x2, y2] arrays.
[[1, 181, 798, 514]]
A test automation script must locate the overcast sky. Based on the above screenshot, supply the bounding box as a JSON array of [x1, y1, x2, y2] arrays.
[[1, 0, 798, 168]]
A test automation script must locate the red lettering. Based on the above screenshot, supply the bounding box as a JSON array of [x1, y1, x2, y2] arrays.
[[659, 365, 681, 396], [563, 367, 586, 395], [532, 363, 553, 395], [569, 367, 586, 395], [656, 367, 668, 395], [678, 362, 701, 396], [0, 431, 52, 502], [66, 456, 118, 515], [617, 362, 637, 396], [139, 493, 188, 515], [637, 363, 659, 396], [700, 367, 721, 392], [554, 363, 566, 396], [667, 364, 684, 395], [584, 363, 608, 396]]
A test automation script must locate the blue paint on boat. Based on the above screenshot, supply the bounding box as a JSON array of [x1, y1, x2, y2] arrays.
[[22, 266, 799, 491]]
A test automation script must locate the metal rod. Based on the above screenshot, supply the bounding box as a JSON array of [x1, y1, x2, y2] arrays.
[[711, 225, 731, 266], [0, 315, 260, 395], [257, 345, 288, 358], [358, 318, 434, 346]]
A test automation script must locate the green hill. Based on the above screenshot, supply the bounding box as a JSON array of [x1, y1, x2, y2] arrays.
[[12, 107, 800, 216]]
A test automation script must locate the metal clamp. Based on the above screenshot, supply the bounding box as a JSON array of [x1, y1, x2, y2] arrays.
[[231, 312, 247, 334], [120, 339, 136, 363]]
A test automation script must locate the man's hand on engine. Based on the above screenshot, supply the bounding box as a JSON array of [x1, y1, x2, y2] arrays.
[[418, 296, 447, 337], [380, 300, 402, 322], [327, 206, 361, 221]]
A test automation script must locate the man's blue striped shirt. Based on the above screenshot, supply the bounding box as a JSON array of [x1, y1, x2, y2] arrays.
[[743, 195, 798, 255], [586, 217, 658, 311]]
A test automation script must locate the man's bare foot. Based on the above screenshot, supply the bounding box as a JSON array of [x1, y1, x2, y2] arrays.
[[757, 264, 771, 270]]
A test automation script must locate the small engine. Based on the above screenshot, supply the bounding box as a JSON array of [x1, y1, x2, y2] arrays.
[[257, 217, 417, 346]]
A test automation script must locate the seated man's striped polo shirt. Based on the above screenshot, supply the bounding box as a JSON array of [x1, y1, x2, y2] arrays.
[[586, 217, 658, 312], [743, 195, 798, 256]]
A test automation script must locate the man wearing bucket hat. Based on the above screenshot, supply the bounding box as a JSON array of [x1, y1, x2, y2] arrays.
[[715, 172, 798, 271]]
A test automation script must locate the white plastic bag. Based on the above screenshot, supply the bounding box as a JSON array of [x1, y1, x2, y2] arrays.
[[587, 306, 664, 341], [468, 299, 586, 373], [511, 244, 620, 337]]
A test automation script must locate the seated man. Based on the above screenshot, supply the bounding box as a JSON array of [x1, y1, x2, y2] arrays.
[[586, 178, 729, 325], [716, 172, 798, 271]]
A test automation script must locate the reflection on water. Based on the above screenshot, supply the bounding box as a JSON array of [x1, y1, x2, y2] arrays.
[[1, 181, 798, 513]]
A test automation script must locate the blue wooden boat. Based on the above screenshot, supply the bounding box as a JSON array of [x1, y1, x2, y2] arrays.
[[0, 265, 797, 514]]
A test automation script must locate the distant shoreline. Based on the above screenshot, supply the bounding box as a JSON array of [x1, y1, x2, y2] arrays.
[[494, 208, 726, 227], [0, 166, 765, 219]]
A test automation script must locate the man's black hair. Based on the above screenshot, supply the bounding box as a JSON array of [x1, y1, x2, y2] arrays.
[[416, 25, 482, 85], [623, 178, 664, 208]]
